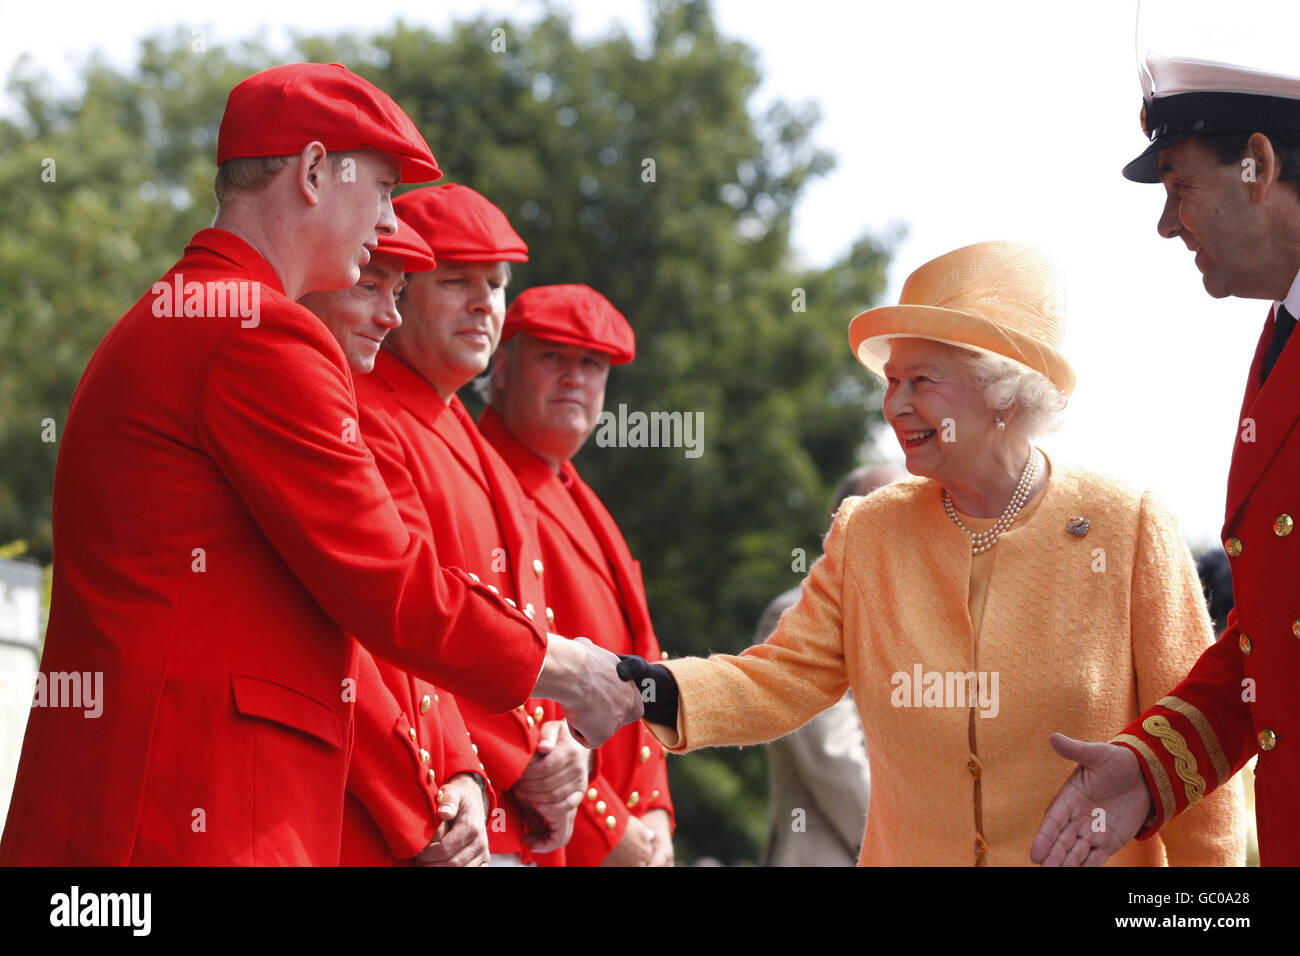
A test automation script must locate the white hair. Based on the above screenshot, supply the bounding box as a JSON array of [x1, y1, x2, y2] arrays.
[[953, 348, 1068, 437]]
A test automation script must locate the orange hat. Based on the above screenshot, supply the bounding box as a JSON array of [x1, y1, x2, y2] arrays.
[[217, 62, 440, 183], [393, 184, 528, 262], [848, 241, 1075, 395], [501, 284, 635, 364], [372, 216, 436, 273]]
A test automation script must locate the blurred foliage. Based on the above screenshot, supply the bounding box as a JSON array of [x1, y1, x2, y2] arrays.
[[0, 0, 893, 864]]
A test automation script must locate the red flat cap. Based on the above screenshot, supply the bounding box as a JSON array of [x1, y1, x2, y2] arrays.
[[502, 284, 635, 364], [373, 216, 436, 273], [217, 62, 440, 183], [393, 184, 528, 262]]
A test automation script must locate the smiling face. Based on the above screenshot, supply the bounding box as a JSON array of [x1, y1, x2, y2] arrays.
[[382, 260, 511, 401], [1156, 136, 1267, 299], [299, 252, 406, 375], [494, 333, 611, 467], [882, 338, 999, 483]]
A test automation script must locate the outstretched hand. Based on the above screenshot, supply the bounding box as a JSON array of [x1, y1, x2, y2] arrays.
[[533, 636, 644, 748], [1029, 733, 1154, 867]]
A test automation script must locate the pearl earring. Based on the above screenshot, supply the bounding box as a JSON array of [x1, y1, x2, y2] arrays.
[[995, 418, 1006, 431]]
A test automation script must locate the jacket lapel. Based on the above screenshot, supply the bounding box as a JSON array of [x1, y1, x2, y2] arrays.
[[560, 463, 658, 655], [478, 408, 618, 593], [1224, 306, 1300, 527], [370, 352, 491, 499]]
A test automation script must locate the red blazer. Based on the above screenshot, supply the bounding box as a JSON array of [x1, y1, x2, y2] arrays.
[[480, 408, 674, 865], [342, 647, 490, 864], [1115, 305, 1300, 865], [350, 351, 569, 864], [0, 230, 545, 866]]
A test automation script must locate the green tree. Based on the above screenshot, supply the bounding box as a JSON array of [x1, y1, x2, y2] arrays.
[[0, 0, 893, 863]]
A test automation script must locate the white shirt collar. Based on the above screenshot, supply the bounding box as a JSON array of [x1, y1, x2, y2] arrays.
[[1280, 267, 1300, 319]]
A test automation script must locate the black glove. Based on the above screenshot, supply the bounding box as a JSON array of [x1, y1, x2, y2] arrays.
[[615, 654, 679, 726]]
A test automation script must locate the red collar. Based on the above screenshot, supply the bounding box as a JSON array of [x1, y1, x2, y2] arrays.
[[182, 228, 287, 295]]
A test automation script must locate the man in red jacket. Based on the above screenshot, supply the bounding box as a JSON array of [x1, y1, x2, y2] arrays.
[[479, 284, 676, 866], [1033, 53, 1300, 867], [350, 183, 608, 865], [300, 217, 493, 866], [0, 64, 638, 866]]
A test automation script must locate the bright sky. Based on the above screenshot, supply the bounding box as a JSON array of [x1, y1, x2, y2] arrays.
[[3, 0, 1295, 547]]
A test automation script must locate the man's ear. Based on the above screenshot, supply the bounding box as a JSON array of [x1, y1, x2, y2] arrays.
[[296, 141, 330, 206], [1245, 132, 1281, 203]]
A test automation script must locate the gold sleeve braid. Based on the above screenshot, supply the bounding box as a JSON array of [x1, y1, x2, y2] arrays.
[[1142, 715, 1206, 807]]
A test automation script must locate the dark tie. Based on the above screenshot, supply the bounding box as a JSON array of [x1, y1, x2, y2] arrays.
[[1262, 303, 1297, 384]]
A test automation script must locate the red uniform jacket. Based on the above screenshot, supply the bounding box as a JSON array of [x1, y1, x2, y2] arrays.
[[480, 408, 674, 865], [1114, 305, 1300, 865], [350, 351, 575, 863], [342, 648, 490, 864], [0, 230, 545, 866]]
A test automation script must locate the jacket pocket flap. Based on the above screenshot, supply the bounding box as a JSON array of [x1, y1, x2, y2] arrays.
[[231, 673, 343, 748]]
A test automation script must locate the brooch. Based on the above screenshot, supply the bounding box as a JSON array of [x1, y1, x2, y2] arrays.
[[1066, 516, 1090, 537]]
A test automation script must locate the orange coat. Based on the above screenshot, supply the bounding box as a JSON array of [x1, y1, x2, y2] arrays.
[[0, 230, 545, 866], [1115, 305, 1300, 866], [653, 461, 1244, 865], [481, 408, 674, 864]]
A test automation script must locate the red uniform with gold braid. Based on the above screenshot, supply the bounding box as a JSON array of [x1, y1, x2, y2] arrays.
[[346, 352, 563, 864], [1112, 306, 1300, 866], [481, 408, 675, 863]]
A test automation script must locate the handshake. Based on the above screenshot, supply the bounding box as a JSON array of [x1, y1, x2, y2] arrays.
[[532, 636, 678, 748]]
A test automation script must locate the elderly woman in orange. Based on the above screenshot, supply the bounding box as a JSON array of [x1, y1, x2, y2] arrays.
[[618, 241, 1245, 865]]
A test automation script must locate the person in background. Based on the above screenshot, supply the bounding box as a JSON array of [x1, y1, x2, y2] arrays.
[[300, 218, 494, 866], [479, 284, 676, 866], [760, 464, 904, 867]]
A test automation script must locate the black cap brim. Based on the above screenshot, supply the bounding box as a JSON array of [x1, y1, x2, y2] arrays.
[[1122, 133, 1190, 183]]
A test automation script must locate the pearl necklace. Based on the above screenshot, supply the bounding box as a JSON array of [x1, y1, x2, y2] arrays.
[[943, 447, 1039, 554]]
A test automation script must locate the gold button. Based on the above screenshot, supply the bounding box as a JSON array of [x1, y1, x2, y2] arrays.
[[419, 748, 430, 763], [967, 760, 980, 779], [1258, 729, 1277, 751], [504, 597, 517, 608], [420, 695, 432, 714], [586, 788, 598, 801], [426, 769, 436, 784], [1240, 633, 1253, 655], [605, 815, 617, 830], [524, 603, 535, 620], [1275, 514, 1294, 537], [1224, 536, 1243, 558], [546, 607, 555, 625], [661, 651, 669, 660], [436, 788, 445, 803], [471, 743, 478, 754], [526, 715, 535, 727], [627, 791, 640, 809], [639, 745, 651, 764], [1293, 620, 1300, 639], [533, 558, 544, 577], [651, 790, 660, 800], [533, 706, 544, 723], [408, 727, 417, 741], [974, 838, 987, 860], [596, 800, 607, 814], [467, 572, 480, 584]]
